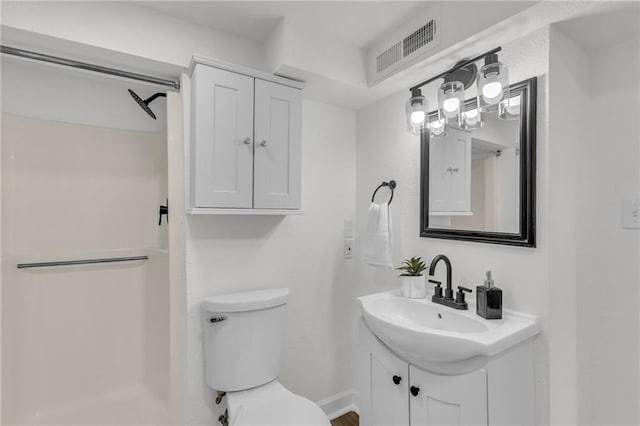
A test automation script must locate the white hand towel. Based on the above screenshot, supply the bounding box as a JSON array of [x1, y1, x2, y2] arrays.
[[363, 202, 393, 268]]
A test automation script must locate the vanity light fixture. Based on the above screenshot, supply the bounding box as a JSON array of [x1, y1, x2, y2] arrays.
[[406, 47, 507, 135], [405, 87, 428, 135]]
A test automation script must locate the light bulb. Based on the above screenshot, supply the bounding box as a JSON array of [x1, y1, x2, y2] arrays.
[[410, 110, 426, 125], [442, 98, 460, 113], [482, 81, 503, 101], [465, 108, 479, 119], [430, 119, 446, 137], [462, 107, 483, 130]]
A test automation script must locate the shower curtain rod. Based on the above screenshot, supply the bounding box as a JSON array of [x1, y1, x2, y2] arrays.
[[1, 45, 180, 90]]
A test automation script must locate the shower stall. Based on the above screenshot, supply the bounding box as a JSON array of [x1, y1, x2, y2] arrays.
[[1, 50, 183, 424]]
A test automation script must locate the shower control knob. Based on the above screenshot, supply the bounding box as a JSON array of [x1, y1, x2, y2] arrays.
[[260, 139, 268, 147], [243, 137, 252, 145]]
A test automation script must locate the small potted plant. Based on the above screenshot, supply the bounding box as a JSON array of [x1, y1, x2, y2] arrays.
[[396, 256, 427, 298]]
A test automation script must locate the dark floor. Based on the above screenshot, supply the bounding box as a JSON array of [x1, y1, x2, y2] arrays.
[[330, 411, 359, 426]]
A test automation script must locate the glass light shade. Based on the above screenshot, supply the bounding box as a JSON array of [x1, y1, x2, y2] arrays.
[[462, 105, 484, 130], [498, 94, 521, 120], [438, 79, 464, 126], [406, 90, 428, 135], [428, 111, 448, 138], [478, 59, 509, 112]]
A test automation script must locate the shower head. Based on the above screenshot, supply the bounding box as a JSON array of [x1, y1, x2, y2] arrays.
[[128, 89, 166, 120]]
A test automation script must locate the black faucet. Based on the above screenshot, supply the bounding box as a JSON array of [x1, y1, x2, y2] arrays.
[[428, 254, 471, 310]]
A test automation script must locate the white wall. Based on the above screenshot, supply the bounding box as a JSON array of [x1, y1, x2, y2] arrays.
[[548, 21, 640, 426], [0, 1, 266, 72], [1, 54, 167, 132], [572, 35, 639, 426], [547, 26, 588, 424], [184, 99, 357, 425], [354, 27, 551, 424]]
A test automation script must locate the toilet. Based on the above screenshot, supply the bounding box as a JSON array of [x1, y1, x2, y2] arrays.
[[202, 288, 330, 426]]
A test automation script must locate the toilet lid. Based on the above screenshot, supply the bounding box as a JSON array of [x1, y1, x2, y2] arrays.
[[226, 380, 330, 426]]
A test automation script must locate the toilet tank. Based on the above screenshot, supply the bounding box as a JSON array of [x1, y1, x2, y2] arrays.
[[202, 288, 289, 392]]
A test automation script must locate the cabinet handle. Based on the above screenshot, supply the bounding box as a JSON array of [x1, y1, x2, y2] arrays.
[[410, 386, 420, 397], [392, 375, 402, 385], [260, 139, 268, 147], [243, 137, 252, 145]]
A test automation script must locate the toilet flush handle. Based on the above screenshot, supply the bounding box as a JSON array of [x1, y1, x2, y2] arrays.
[[209, 316, 227, 323]]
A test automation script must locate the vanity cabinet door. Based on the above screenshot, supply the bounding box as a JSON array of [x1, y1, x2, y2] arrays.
[[359, 320, 409, 426], [253, 79, 302, 209], [409, 366, 487, 426], [369, 340, 410, 426]]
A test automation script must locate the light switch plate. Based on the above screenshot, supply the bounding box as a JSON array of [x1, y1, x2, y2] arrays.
[[622, 198, 640, 229], [344, 238, 354, 259], [344, 219, 355, 238]]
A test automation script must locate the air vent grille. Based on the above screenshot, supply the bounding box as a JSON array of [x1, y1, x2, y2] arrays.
[[376, 42, 402, 73], [403, 20, 436, 58], [368, 8, 441, 84]]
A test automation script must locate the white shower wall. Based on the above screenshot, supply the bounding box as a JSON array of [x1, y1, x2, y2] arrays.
[[1, 60, 172, 424]]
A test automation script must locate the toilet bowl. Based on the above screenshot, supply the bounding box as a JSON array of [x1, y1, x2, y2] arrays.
[[226, 380, 329, 426], [202, 288, 330, 426]]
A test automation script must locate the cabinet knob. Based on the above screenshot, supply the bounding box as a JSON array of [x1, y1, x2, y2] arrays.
[[392, 375, 402, 385], [243, 137, 252, 145], [260, 139, 268, 147], [410, 386, 420, 397]]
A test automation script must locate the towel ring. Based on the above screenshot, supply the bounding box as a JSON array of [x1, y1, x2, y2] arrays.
[[371, 180, 397, 205]]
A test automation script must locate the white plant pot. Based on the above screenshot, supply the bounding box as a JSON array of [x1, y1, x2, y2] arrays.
[[400, 275, 426, 299]]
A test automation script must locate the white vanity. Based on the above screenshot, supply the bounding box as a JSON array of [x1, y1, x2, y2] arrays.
[[357, 290, 540, 426]]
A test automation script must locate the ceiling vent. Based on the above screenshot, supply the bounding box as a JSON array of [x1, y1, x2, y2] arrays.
[[367, 6, 441, 86]]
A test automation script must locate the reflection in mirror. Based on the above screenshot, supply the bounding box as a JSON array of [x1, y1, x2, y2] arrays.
[[421, 78, 536, 247], [429, 94, 521, 233]]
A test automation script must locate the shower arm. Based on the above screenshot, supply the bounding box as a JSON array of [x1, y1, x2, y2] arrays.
[[145, 92, 167, 104]]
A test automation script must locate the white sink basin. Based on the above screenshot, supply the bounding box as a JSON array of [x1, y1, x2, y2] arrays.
[[359, 290, 540, 374]]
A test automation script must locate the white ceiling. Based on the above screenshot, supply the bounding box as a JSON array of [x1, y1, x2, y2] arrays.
[[556, 2, 639, 50], [136, 1, 426, 48]]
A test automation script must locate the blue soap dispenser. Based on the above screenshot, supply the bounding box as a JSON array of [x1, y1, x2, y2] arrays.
[[476, 270, 502, 319]]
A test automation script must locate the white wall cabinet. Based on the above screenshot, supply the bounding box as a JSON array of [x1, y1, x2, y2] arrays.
[[358, 319, 535, 426], [189, 58, 303, 213], [429, 128, 472, 214]]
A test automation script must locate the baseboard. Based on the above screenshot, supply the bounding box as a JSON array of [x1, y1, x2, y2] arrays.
[[315, 389, 359, 420]]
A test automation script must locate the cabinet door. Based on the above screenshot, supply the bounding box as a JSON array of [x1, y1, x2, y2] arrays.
[[253, 79, 302, 209], [428, 128, 471, 213], [409, 366, 487, 426], [446, 129, 471, 212], [359, 321, 409, 426], [192, 65, 254, 208], [429, 139, 449, 212], [369, 343, 410, 426]]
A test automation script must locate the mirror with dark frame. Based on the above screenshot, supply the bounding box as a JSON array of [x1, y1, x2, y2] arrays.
[[420, 77, 536, 247]]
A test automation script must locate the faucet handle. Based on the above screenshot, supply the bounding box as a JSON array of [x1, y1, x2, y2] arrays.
[[456, 286, 472, 304], [429, 279, 443, 297]]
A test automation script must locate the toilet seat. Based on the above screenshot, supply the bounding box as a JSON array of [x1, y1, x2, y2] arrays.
[[226, 380, 330, 426]]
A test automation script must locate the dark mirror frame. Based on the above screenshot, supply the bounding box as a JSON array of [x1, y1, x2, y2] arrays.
[[420, 77, 537, 247]]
